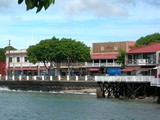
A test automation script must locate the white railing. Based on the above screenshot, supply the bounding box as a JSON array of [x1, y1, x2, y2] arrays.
[[0, 75, 91, 82], [86, 63, 121, 67], [95, 76, 155, 83], [150, 78, 160, 87], [0, 75, 160, 87]]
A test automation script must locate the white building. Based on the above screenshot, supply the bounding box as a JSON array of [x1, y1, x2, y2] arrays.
[[5, 49, 52, 76]]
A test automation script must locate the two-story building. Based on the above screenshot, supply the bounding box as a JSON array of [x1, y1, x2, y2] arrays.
[[122, 42, 160, 76], [86, 41, 135, 76], [5, 49, 86, 76]]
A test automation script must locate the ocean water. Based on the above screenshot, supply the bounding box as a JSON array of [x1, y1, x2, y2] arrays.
[[0, 88, 160, 120]]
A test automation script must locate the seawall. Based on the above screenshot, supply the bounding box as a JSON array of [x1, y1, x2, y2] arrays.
[[0, 81, 99, 92]]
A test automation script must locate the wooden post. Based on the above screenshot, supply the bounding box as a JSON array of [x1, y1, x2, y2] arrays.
[[96, 88, 105, 98], [157, 87, 160, 104]]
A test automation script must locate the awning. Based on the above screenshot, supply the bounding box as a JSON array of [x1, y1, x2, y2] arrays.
[[7, 67, 47, 71], [120, 68, 137, 72], [121, 67, 151, 72], [87, 68, 100, 72]]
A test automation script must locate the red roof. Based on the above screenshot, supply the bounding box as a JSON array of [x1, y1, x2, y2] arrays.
[[91, 53, 118, 59], [127, 42, 160, 54]]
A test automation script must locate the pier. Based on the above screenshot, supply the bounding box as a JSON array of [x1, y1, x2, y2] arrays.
[[95, 76, 160, 101]]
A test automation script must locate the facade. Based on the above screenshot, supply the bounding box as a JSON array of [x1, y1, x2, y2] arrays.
[[5, 49, 86, 76], [0, 61, 5, 76], [5, 49, 47, 76], [123, 42, 160, 76], [86, 41, 135, 76]]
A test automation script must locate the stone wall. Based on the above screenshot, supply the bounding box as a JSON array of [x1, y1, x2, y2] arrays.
[[0, 81, 99, 92]]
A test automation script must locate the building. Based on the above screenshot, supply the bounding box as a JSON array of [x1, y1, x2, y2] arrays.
[[0, 61, 6, 76], [86, 41, 135, 76], [122, 42, 160, 76], [5, 49, 85, 76]]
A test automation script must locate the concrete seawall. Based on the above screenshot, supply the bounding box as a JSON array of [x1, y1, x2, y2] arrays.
[[0, 81, 99, 92]]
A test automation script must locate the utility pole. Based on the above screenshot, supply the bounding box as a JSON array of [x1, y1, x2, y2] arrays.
[[8, 40, 11, 77]]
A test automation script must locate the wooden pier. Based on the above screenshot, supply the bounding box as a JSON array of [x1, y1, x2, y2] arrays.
[[95, 76, 159, 100]]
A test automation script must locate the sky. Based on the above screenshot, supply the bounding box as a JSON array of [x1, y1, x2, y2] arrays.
[[0, 0, 160, 49]]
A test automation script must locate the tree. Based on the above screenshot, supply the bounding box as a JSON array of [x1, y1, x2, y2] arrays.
[[27, 37, 90, 76], [135, 33, 160, 47], [0, 46, 17, 61], [60, 38, 90, 75], [116, 49, 126, 68], [27, 37, 59, 75], [0, 48, 5, 61], [18, 0, 55, 13]]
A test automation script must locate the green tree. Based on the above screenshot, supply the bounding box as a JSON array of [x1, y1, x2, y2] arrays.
[[0, 48, 5, 61], [0, 46, 16, 61], [18, 0, 55, 13], [27, 37, 90, 75], [135, 33, 160, 47], [60, 38, 90, 75], [116, 49, 126, 68]]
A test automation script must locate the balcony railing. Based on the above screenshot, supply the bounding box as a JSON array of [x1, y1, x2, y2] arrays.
[[86, 63, 121, 67], [127, 59, 156, 66]]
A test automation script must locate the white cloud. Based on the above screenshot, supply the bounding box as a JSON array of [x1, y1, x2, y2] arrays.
[[63, 0, 128, 17]]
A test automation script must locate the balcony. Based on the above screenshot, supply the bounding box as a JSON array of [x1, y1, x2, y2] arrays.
[[86, 62, 121, 67], [127, 59, 156, 66]]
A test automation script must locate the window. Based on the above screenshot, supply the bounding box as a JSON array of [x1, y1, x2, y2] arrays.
[[9, 57, 12, 62], [108, 59, 113, 63], [17, 57, 20, 62], [101, 59, 106, 63], [24, 57, 28, 62], [100, 46, 104, 51]]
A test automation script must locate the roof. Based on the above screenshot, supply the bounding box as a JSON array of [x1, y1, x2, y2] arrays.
[[127, 42, 160, 54], [91, 53, 118, 59]]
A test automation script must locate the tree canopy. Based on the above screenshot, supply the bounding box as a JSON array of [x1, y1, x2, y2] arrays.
[[18, 0, 55, 13], [0, 46, 16, 61], [135, 33, 160, 47], [116, 49, 126, 68], [27, 37, 90, 75]]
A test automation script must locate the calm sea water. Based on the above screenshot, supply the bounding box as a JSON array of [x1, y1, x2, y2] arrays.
[[0, 88, 160, 120]]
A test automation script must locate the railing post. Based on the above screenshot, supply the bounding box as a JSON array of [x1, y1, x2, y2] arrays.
[[27, 76, 29, 81], [76, 76, 78, 81], [95, 76, 97, 82], [12, 76, 15, 81], [67, 75, 69, 81], [34, 76, 37, 81], [85, 75, 88, 81], [58, 75, 61, 81], [42, 76, 45, 81], [19, 76, 22, 81], [5, 76, 8, 80], [50, 76, 52, 81]]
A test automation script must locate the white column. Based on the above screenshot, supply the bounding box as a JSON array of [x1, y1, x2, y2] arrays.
[[42, 76, 45, 81], [27, 76, 29, 81], [67, 75, 70, 81], [5, 76, 8, 80], [34, 76, 37, 80], [50, 76, 52, 81], [58, 75, 61, 81], [95, 76, 97, 81], [12, 76, 15, 81], [85, 75, 88, 81], [76, 76, 78, 81], [19, 76, 22, 81]]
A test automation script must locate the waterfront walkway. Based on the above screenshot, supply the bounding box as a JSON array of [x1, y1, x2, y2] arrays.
[[0, 75, 160, 87]]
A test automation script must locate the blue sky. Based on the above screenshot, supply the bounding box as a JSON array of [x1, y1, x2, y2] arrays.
[[0, 0, 160, 49]]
